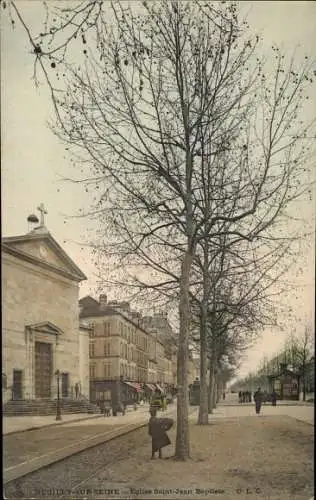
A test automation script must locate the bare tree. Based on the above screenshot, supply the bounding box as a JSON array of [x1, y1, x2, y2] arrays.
[[284, 326, 314, 400], [6, 0, 315, 460]]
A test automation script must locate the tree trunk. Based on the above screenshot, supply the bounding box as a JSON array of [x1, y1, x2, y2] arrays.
[[198, 301, 209, 424], [198, 220, 210, 425], [175, 252, 192, 460], [208, 361, 215, 413], [302, 371, 306, 401], [216, 377, 221, 404], [212, 372, 217, 409], [198, 343, 209, 424]]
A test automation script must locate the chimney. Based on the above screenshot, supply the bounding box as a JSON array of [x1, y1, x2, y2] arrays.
[[99, 294, 107, 310], [120, 302, 130, 313]]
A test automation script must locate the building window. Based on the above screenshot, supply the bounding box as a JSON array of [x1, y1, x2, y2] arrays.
[[104, 341, 110, 356], [104, 363, 111, 378], [103, 322, 111, 336], [90, 364, 96, 378], [89, 323, 95, 337], [89, 343, 95, 357]]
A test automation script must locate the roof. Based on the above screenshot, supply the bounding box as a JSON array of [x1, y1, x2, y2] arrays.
[[79, 295, 152, 336], [79, 304, 122, 318], [25, 321, 64, 336], [79, 296, 100, 307], [2, 230, 86, 282], [268, 368, 300, 379]]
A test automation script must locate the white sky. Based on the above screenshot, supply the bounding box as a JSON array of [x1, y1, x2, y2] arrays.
[[1, 1, 315, 379]]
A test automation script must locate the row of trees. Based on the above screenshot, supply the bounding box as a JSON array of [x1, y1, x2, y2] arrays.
[[6, 0, 315, 459], [233, 325, 315, 400]]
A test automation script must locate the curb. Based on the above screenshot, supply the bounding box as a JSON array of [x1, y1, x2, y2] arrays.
[[290, 416, 314, 426], [3, 405, 166, 437], [218, 403, 314, 407]]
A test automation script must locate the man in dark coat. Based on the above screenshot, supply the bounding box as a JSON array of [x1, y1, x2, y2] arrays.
[[254, 387, 263, 414], [75, 382, 79, 399], [148, 408, 173, 459], [271, 390, 277, 406]]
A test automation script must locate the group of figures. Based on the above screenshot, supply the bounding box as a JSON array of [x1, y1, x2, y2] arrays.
[[238, 390, 252, 403]]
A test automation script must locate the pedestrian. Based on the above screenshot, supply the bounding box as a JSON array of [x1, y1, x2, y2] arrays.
[[99, 399, 104, 415], [222, 392, 226, 400], [271, 390, 277, 407], [75, 382, 79, 399], [148, 408, 173, 459], [162, 396, 167, 411], [254, 387, 263, 415]]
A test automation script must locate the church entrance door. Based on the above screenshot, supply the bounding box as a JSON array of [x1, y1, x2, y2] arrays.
[[35, 342, 52, 398], [12, 370, 23, 400], [61, 372, 69, 398]]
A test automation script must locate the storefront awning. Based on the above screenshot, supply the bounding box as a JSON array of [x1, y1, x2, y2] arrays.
[[155, 384, 164, 393], [146, 383, 156, 392], [123, 381, 142, 392]]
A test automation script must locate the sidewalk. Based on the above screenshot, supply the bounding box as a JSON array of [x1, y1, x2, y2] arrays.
[[3, 412, 102, 436], [220, 399, 314, 406], [207, 402, 314, 425], [3, 404, 150, 435], [97, 414, 312, 500]]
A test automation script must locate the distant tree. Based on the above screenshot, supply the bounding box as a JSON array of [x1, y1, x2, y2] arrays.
[[284, 326, 314, 400]]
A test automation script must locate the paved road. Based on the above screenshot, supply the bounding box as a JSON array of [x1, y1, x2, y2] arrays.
[[3, 404, 178, 483]]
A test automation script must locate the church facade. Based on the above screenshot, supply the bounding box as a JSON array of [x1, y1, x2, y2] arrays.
[[2, 216, 88, 403]]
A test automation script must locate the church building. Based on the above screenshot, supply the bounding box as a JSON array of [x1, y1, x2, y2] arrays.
[[2, 205, 89, 403]]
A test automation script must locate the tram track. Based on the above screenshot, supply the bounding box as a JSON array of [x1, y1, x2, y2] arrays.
[[4, 407, 198, 498], [4, 419, 148, 484], [54, 406, 198, 498]]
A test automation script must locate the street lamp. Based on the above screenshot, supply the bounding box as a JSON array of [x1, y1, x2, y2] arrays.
[[55, 369, 62, 421]]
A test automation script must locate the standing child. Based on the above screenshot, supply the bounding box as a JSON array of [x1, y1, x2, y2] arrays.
[[148, 408, 173, 459]]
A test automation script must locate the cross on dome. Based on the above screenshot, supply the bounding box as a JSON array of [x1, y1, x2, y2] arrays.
[[37, 203, 48, 227]]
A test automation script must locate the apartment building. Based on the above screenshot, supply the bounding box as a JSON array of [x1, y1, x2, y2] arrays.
[[79, 295, 148, 403], [147, 333, 157, 383]]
